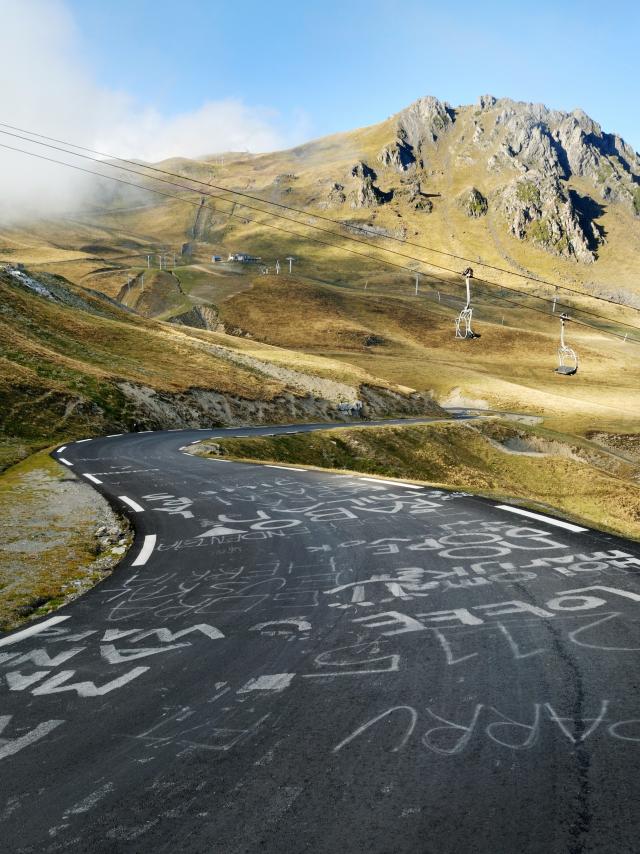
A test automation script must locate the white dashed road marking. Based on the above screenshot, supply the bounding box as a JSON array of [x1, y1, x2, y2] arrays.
[[495, 504, 587, 532], [58, 458, 73, 467], [57, 446, 66, 453], [264, 464, 306, 472], [82, 474, 102, 485], [118, 496, 145, 513], [361, 478, 423, 490], [131, 534, 157, 567], [75, 438, 92, 443], [0, 615, 71, 649]]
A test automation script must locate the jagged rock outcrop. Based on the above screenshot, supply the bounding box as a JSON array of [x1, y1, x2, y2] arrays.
[[318, 182, 346, 209], [396, 181, 433, 212], [349, 178, 391, 208], [479, 97, 640, 221], [378, 138, 415, 171], [351, 161, 377, 180], [348, 162, 392, 208], [396, 96, 454, 149], [477, 94, 497, 110], [458, 187, 488, 218], [499, 174, 597, 262]]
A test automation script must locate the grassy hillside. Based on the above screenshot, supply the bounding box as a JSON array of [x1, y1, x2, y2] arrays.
[[0, 93, 638, 474], [0, 265, 437, 471], [194, 420, 640, 541]]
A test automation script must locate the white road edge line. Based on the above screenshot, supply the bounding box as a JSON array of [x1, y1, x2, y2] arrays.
[[75, 438, 92, 443], [264, 464, 306, 471], [58, 458, 73, 466], [361, 477, 423, 490], [107, 433, 122, 437], [495, 505, 587, 532], [83, 473, 102, 484], [118, 495, 145, 513], [57, 446, 67, 453], [0, 615, 70, 648], [131, 534, 157, 567]]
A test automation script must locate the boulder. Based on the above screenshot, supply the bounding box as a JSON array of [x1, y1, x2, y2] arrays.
[[458, 187, 488, 218]]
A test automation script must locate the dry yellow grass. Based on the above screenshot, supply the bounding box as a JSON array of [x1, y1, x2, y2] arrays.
[[0, 449, 130, 631], [197, 419, 640, 541]]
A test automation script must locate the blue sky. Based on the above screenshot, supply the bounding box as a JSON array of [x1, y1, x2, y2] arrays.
[[66, 0, 640, 151]]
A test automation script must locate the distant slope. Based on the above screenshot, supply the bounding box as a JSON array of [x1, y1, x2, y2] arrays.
[[0, 265, 442, 469], [2, 94, 639, 304]]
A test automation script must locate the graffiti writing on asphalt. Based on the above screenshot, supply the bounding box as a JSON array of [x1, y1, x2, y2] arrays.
[[333, 700, 640, 755], [0, 624, 224, 699]]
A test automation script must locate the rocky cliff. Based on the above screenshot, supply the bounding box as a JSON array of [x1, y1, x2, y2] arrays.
[[319, 94, 640, 263]]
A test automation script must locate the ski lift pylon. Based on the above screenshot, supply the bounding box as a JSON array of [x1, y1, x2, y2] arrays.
[[455, 267, 480, 339], [555, 312, 578, 375]]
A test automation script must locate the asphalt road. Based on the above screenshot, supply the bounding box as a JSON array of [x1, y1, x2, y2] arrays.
[[2, 417, 640, 853]]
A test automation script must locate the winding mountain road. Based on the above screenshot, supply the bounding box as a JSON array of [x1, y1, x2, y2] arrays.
[[2, 417, 640, 853]]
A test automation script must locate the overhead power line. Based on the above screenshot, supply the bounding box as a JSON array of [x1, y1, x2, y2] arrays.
[[2, 128, 640, 339], [1, 137, 638, 348], [0, 119, 635, 314]]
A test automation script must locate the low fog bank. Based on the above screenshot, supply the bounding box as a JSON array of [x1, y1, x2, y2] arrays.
[[0, 0, 299, 223]]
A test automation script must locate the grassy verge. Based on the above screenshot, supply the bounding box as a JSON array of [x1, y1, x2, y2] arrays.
[[0, 449, 131, 632], [194, 419, 640, 541]]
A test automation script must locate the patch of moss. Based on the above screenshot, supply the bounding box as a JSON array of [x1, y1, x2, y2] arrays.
[[527, 218, 553, 244], [516, 181, 541, 207]]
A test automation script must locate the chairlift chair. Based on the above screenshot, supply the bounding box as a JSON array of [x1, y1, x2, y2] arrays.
[[455, 267, 480, 339], [555, 313, 578, 375]]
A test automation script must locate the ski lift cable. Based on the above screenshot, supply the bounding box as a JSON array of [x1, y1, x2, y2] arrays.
[[1, 124, 640, 329], [1, 118, 637, 315], [1, 139, 638, 350], [2, 130, 638, 343], [3, 124, 640, 336]]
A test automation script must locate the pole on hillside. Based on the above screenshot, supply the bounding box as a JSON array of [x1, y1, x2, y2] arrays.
[[147, 255, 151, 269], [286, 256, 295, 274], [275, 260, 280, 275]]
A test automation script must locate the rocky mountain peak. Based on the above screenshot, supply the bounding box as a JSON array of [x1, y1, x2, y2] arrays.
[[319, 94, 639, 263], [396, 95, 454, 150]]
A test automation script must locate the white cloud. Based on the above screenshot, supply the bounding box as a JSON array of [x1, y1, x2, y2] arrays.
[[0, 0, 298, 221]]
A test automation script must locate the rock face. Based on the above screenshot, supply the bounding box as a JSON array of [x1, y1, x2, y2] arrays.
[[499, 174, 597, 262], [378, 139, 415, 171], [458, 187, 488, 218], [319, 182, 346, 209], [397, 181, 433, 212], [396, 96, 454, 150], [370, 93, 640, 262], [348, 162, 392, 208]]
